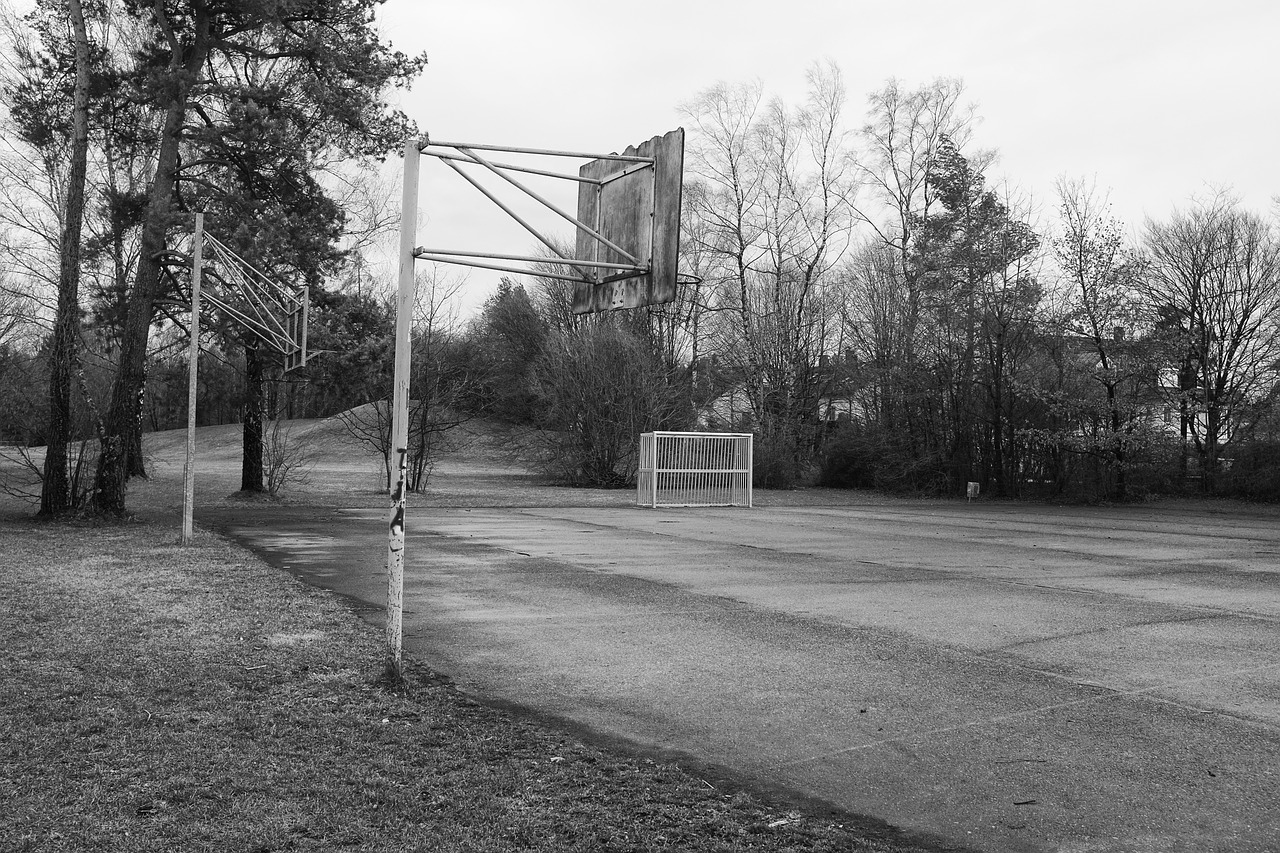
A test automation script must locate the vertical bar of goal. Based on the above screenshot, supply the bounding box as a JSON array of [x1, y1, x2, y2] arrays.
[[647, 432, 657, 507]]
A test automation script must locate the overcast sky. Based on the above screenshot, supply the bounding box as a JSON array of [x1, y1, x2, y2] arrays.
[[374, 0, 1279, 301]]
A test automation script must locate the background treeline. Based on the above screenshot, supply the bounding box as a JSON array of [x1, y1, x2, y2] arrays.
[[3, 21, 1278, 509], [432, 69, 1280, 502]]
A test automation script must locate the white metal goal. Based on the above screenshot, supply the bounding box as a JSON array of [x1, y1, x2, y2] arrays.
[[637, 431, 753, 508]]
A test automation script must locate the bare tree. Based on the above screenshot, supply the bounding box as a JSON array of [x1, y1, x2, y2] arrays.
[[263, 418, 313, 496], [838, 239, 906, 422], [855, 77, 982, 283], [326, 161, 402, 259], [1144, 194, 1280, 490], [530, 321, 684, 487], [0, 272, 35, 346], [0, 5, 63, 326], [1050, 177, 1151, 499], [681, 62, 858, 486], [837, 79, 984, 476], [337, 266, 476, 491]]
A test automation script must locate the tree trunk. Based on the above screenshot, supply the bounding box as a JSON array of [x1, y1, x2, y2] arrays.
[[989, 336, 1007, 497], [1203, 404, 1220, 494], [92, 7, 210, 515], [1107, 383, 1128, 501], [240, 342, 265, 492], [39, 0, 91, 517], [126, 386, 147, 479], [1177, 357, 1194, 484], [92, 117, 180, 513]]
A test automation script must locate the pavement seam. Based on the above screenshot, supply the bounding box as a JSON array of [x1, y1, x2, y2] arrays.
[[777, 658, 1280, 768], [989, 611, 1251, 653]]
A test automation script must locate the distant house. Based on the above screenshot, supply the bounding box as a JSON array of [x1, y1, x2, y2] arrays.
[[697, 384, 753, 430], [694, 353, 863, 431], [1042, 329, 1280, 474]]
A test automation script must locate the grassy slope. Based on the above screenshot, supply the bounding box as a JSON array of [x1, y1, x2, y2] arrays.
[[0, 423, 933, 853]]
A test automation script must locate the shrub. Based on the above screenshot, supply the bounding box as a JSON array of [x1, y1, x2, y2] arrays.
[[817, 424, 948, 494], [263, 419, 314, 496], [1219, 441, 1280, 501], [530, 325, 688, 488]]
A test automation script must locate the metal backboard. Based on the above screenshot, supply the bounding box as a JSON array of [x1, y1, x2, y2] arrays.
[[283, 286, 310, 373], [573, 128, 684, 314]]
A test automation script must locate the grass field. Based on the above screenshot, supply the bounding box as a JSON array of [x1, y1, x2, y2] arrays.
[[0, 421, 936, 853]]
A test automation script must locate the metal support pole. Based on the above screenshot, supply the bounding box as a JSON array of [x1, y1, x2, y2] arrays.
[[300, 285, 309, 368], [181, 212, 203, 546], [386, 139, 420, 680]]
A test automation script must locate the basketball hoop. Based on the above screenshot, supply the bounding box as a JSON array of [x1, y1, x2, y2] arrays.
[[384, 127, 689, 679], [408, 129, 685, 316]]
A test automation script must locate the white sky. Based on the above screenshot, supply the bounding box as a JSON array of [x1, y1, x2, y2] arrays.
[[374, 0, 1280, 306]]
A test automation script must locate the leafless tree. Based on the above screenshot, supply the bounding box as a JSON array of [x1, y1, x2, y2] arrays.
[[530, 322, 683, 487], [855, 78, 983, 281], [836, 79, 984, 469], [681, 62, 858, 485], [0, 272, 35, 347], [263, 418, 313, 496], [1144, 193, 1280, 489], [0, 139, 62, 329], [336, 265, 476, 491], [326, 161, 402, 259], [1049, 177, 1152, 498]]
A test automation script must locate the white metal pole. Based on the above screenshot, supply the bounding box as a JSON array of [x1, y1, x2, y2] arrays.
[[386, 139, 420, 680], [181, 212, 203, 546]]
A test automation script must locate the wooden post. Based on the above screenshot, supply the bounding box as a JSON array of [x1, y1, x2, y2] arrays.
[[386, 139, 420, 680], [181, 212, 203, 546]]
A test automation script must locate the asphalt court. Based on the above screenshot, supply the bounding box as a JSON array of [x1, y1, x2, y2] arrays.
[[208, 500, 1280, 853]]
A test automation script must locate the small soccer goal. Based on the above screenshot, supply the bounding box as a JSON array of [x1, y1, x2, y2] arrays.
[[637, 431, 753, 508]]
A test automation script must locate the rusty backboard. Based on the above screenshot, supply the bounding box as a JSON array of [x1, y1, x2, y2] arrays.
[[573, 128, 684, 314]]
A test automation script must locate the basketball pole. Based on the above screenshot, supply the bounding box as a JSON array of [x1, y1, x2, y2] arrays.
[[181, 212, 204, 547], [386, 138, 420, 681]]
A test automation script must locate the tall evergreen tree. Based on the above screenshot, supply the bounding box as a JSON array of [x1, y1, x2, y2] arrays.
[[908, 135, 1040, 494], [90, 0, 424, 513]]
